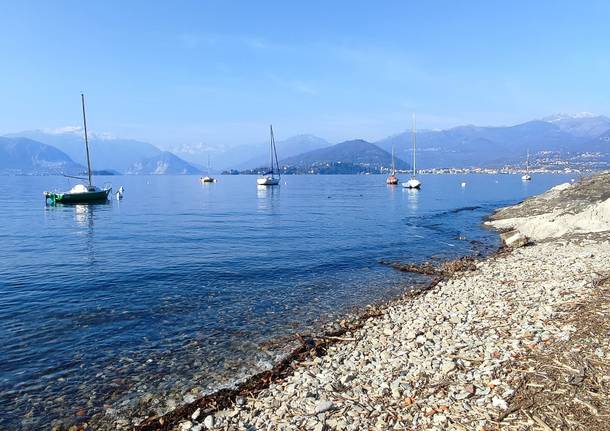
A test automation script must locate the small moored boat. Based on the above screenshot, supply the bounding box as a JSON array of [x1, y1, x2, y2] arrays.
[[201, 154, 215, 183], [402, 113, 421, 189], [386, 146, 399, 185], [257, 125, 281, 186], [44, 94, 111, 204]]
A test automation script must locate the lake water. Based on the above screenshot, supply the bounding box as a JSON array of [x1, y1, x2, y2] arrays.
[[0, 173, 575, 429]]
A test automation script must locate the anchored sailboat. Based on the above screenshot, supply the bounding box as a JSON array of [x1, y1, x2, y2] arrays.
[[257, 125, 280, 186], [521, 150, 532, 181], [201, 154, 215, 183], [386, 146, 399, 185], [402, 113, 421, 189], [44, 94, 111, 204]]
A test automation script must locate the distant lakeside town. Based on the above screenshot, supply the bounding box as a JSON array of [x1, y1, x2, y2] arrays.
[[223, 150, 609, 176]]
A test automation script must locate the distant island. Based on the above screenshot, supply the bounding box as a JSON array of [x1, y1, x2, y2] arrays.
[[233, 162, 401, 175], [227, 139, 410, 175]]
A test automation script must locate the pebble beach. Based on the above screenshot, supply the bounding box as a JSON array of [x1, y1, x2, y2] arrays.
[[103, 174, 610, 430], [192, 241, 609, 431]]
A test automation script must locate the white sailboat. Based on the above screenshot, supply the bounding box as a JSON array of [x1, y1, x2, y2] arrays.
[[402, 113, 421, 189], [201, 154, 215, 183], [257, 125, 280, 186], [521, 150, 532, 181]]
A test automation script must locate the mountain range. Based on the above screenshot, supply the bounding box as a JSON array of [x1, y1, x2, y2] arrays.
[[169, 134, 331, 171], [126, 151, 201, 175], [375, 113, 610, 168], [2, 128, 201, 175], [0, 136, 83, 175], [3, 113, 610, 175]]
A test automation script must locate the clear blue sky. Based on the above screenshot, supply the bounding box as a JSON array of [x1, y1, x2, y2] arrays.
[[1, 0, 609, 149]]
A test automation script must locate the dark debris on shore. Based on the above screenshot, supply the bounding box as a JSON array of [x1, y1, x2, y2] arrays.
[[132, 255, 482, 431]]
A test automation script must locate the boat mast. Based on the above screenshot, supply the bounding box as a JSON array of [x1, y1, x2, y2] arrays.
[[81, 93, 93, 187], [269, 125, 274, 176], [526, 149, 530, 174], [411, 113, 416, 178], [391, 145, 396, 175], [273, 133, 280, 179], [207, 153, 211, 175], [270, 124, 280, 179]]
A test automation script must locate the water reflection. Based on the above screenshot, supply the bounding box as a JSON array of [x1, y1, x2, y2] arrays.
[[74, 204, 92, 226], [74, 205, 97, 264], [256, 185, 280, 213], [386, 182, 399, 200], [404, 188, 419, 211]]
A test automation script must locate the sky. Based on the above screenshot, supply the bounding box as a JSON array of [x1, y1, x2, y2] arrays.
[[1, 0, 610, 150]]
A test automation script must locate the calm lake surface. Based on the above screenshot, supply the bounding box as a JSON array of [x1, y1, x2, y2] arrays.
[[0, 173, 575, 429]]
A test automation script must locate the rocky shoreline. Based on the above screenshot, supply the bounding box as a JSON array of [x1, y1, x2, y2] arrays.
[[104, 174, 610, 430]]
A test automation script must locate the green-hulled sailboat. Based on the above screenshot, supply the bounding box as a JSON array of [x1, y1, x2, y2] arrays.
[[44, 94, 111, 204]]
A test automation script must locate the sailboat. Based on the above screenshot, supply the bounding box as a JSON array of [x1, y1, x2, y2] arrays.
[[402, 113, 421, 189], [386, 146, 399, 185], [201, 154, 215, 183], [44, 94, 112, 204], [521, 150, 532, 181], [257, 125, 280, 186]]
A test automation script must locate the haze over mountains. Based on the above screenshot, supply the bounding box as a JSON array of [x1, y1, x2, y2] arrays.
[[375, 113, 610, 169], [0, 137, 83, 175], [2, 113, 610, 175], [3, 128, 202, 175]]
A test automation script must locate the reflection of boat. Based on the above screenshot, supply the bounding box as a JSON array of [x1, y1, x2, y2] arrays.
[[257, 125, 280, 186], [402, 113, 421, 189], [386, 146, 399, 185], [256, 183, 280, 212], [44, 94, 111, 204], [521, 150, 532, 181], [201, 154, 215, 183], [405, 187, 419, 211]]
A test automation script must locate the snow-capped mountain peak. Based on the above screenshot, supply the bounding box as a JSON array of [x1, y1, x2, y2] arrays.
[[40, 126, 117, 140], [542, 112, 598, 123]]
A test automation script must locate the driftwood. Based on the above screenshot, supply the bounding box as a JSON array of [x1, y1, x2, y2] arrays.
[[379, 256, 477, 277]]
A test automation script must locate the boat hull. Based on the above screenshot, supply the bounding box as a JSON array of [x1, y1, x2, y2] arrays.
[[402, 179, 421, 189], [521, 175, 532, 181], [386, 175, 399, 185], [45, 189, 111, 204], [201, 176, 215, 183], [257, 177, 280, 186]]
